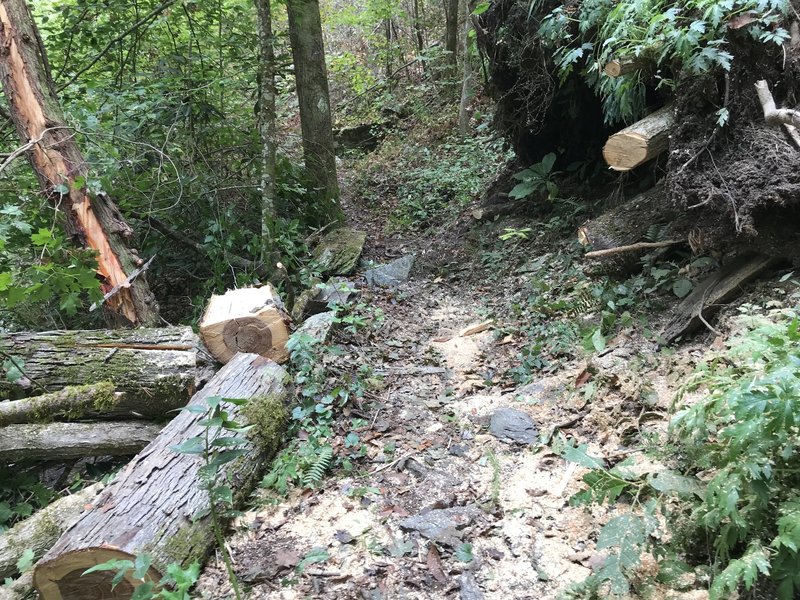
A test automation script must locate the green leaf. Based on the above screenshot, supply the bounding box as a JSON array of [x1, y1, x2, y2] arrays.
[[455, 542, 474, 562], [296, 548, 330, 573], [672, 278, 693, 298], [3, 358, 25, 383], [559, 438, 606, 470], [647, 471, 704, 498], [509, 181, 537, 200], [132, 554, 151, 580], [15, 548, 35, 573], [170, 437, 205, 455], [30, 228, 54, 247], [472, 1, 490, 15], [597, 514, 646, 569], [591, 328, 606, 352]]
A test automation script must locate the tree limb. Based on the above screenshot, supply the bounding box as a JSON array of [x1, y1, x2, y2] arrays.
[[584, 240, 684, 259], [755, 79, 800, 129]]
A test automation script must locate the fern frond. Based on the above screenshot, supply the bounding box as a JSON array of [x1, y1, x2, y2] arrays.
[[302, 446, 333, 488]]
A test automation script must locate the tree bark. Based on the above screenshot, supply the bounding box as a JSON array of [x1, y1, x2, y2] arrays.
[[413, 0, 425, 56], [0, 483, 104, 579], [0, 382, 120, 425], [443, 0, 459, 69], [34, 353, 290, 600], [0, 327, 201, 409], [458, 0, 474, 134], [0, 421, 161, 463], [256, 0, 279, 269], [602, 105, 674, 171], [286, 0, 343, 225], [0, 0, 159, 327]]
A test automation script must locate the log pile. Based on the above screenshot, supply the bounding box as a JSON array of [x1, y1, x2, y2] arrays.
[[33, 353, 289, 599]]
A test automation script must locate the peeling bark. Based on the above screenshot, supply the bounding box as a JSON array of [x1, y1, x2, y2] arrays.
[[0, 0, 159, 326]]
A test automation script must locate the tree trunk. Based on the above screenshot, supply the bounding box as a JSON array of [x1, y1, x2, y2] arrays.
[[458, 0, 474, 134], [286, 0, 342, 225], [602, 105, 674, 171], [0, 0, 159, 327], [0, 382, 120, 425], [256, 0, 279, 269], [0, 327, 201, 409], [34, 353, 290, 600], [0, 483, 103, 579], [0, 421, 161, 463], [443, 0, 459, 69], [413, 0, 425, 56]]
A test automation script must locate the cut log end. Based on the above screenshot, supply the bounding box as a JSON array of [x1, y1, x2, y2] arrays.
[[602, 133, 651, 171], [200, 286, 290, 364], [34, 548, 160, 600]]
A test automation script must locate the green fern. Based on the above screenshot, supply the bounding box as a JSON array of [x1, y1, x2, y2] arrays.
[[302, 446, 333, 488]]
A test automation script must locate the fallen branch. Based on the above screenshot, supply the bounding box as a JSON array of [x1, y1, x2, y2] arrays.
[[755, 79, 800, 129], [584, 240, 683, 259]]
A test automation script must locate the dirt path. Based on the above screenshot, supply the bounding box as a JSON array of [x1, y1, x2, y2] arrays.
[[195, 209, 638, 599]]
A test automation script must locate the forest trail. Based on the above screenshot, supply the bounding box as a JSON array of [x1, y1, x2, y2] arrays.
[[195, 199, 628, 600]]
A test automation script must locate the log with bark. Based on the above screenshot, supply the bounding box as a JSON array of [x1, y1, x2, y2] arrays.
[[33, 353, 290, 600], [0, 0, 158, 327], [0, 483, 103, 579], [602, 105, 674, 171], [0, 327, 200, 412], [0, 421, 161, 463], [199, 286, 290, 365], [0, 382, 125, 425], [577, 183, 689, 272], [661, 254, 777, 344]]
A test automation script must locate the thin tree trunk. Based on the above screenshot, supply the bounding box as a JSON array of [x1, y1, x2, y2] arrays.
[[286, 0, 342, 225], [255, 0, 278, 270], [443, 0, 459, 69], [458, 0, 474, 134], [413, 0, 425, 55], [0, 0, 159, 327]]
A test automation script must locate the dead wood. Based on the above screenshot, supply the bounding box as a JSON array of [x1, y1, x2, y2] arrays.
[[661, 254, 777, 344], [0, 483, 103, 579], [603, 105, 674, 171], [0, 327, 199, 412], [33, 353, 289, 600]]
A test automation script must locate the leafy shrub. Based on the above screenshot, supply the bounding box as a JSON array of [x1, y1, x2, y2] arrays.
[[560, 304, 800, 598]]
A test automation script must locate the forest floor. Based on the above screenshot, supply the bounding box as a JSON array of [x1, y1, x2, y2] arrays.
[[195, 132, 790, 600]]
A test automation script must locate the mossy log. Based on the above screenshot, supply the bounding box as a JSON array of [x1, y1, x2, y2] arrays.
[[0, 483, 103, 579], [0, 422, 162, 463], [0, 327, 200, 413], [603, 105, 674, 171], [33, 353, 290, 600], [0, 382, 126, 425]]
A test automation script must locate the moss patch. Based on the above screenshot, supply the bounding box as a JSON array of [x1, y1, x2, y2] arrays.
[[311, 227, 366, 276], [242, 394, 289, 456]]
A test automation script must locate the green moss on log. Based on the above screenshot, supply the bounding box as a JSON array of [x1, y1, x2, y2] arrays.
[[243, 394, 288, 455], [311, 227, 366, 276]]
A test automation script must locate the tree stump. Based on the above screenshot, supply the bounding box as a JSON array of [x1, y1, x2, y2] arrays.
[[33, 353, 290, 600], [199, 286, 290, 364]]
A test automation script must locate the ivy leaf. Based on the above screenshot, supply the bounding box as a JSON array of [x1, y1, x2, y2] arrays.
[[15, 548, 35, 573], [672, 278, 693, 298], [472, 1, 490, 15]]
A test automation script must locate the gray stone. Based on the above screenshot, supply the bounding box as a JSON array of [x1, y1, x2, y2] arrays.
[[399, 504, 483, 548], [365, 254, 415, 287], [489, 408, 538, 445], [459, 572, 485, 600], [312, 227, 366, 276], [296, 312, 336, 344]]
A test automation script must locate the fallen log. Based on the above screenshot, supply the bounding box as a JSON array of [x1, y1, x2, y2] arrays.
[[661, 254, 777, 344], [0, 382, 124, 425], [602, 105, 674, 171], [0, 483, 103, 579], [577, 183, 686, 272], [34, 353, 290, 600], [0, 422, 162, 463], [0, 327, 199, 413], [199, 286, 290, 365]]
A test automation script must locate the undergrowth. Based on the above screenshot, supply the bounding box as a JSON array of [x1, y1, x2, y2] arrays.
[[559, 301, 800, 599]]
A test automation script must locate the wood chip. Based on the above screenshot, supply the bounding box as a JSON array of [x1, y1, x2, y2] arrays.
[[459, 321, 493, 337]]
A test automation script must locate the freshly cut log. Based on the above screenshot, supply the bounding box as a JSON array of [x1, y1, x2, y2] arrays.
[[602, 105, 674, 171], [34, 353, 290, 600], [0, 327, 199, 411], [0, 483, 103, 579], [199, 285, 290, 364], [0, 422, 161, 463], [662, 254, 777, 344], [603, 59, 641, 77]]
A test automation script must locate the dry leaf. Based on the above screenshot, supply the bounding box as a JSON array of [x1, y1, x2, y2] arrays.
[[275, 549, 300, 568], [575, 367, 592, 387], [432, 336, 453, 343], [426, 545, 448, 584], [728, 12, 757, 29]]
